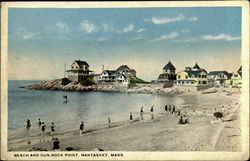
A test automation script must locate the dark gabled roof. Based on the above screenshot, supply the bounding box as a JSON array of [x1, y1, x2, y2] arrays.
[[74, 60, 89, 67], [104, 70, 117, 75], [193, 63, 201, 69], [184, 70, 201, 77], [130, 69, 136, 72], [116, 73, 128, 78], [208, 71, 229, 76], [182, 69, 207, 77], [238, 66, 242, 72], [116, 65, 131, 71], [157, 73, 176, 80], [238, 71, 242, 77], [163, 61, 176, 70]]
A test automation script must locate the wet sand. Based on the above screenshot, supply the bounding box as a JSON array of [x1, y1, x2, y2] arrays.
[[8, 91, 241, 151]]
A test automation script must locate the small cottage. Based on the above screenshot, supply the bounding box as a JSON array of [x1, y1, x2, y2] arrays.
[[66, 60, 94, 82]]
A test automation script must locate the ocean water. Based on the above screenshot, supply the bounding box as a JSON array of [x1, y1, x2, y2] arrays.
[[8, 80, 188, 140]]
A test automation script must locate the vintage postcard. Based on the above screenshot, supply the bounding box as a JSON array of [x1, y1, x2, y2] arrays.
[[1, 1, 249, 160]]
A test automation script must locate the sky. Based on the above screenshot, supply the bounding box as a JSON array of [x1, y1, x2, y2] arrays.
[[8, 7, 242, 80]]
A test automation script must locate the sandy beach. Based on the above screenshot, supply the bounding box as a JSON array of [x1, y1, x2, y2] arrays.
[[8, 89, 241, 152]]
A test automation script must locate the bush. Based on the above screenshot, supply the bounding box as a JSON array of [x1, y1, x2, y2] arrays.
[[79, 76, 95, 86], [129, 75, 149, 84], [61, 78, 72, 85]]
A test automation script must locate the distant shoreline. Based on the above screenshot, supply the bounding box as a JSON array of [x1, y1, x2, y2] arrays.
[[19, 79, 188, 96]]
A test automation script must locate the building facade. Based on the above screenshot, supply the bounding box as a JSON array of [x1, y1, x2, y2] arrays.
[[157, 61, 176, 87], [208, 71, 232, 86], [98, 65, 135, 84], [225, 66, 242, 88], [175, 63, 208, 86], [66, 60, 94, 82]]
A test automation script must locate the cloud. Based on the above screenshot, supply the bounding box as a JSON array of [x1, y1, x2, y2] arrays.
[[137, 28, 146, 33], [22, 32, 34, 39], [97, 37, 108, 42], [188, 17, 198, 21], [151, 32, 178, 42], [146, 14, 198, 25], [173, 38, 198, 43], [122, 24, 134, 33], [151, 14, 185, 24], [55, 22, 69, 33], [181, 29, 190, 33], [79, 20, 97, 34], [101, 24, 113, 32], [202, 34, 241, 41], [128, 36, 143, 41], [15, 27, 36, 40]]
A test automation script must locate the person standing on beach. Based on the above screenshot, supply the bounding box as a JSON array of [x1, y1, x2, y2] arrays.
[[38, 118, 42, 127], [26, 118, 31, 129], [150, 105, 154, 120], [41, 122, 46, 142], [140, 106, 144, 120], [108, 117, 111, 128], [80, 121, 84, 136], [165, 105, 168, 113], [51, 122, 55, 140], [172, 105, 175, 114], [25, 118, 31, 144], [130, 112, 133, 122], [169, 104, 172, 112]]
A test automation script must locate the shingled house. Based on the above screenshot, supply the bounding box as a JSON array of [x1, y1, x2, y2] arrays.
[[225, 66, 242, 88], [157, 61, 176, 87], [116, 65, 136, 77], [98, 65, 136, 85], [66, 60, 94, 82], [208, 70, 232, 86], [175, 63, 208, 86]]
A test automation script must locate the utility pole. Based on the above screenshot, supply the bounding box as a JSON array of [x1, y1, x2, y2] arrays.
[[64, 63, 66, 78]]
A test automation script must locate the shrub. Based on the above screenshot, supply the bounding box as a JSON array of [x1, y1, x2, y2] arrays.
[[79, 76, 95, 86], [129, 75, 149, 84], [61, 78, 72, 85]]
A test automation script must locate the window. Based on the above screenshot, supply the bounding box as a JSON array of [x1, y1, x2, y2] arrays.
[[191, 82, 194, 84], [198, 75, 201, 78], [234, 74, 238, 77], [203, 81, 206, 84], [198, 81, 201, 84], [178, 75, 181, 79], [185, 76, 188, 79]]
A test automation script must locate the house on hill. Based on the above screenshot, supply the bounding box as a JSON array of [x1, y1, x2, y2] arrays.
[[98, 70, 117, 82], [225, 66, 242, 88], [157, 61, 176, 87], [98, 64, 136, 85], [116, 65, 136, 77], [66, 60, 94, 82], [208, 70, 232, 86], [175, 63, 208, 86]]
